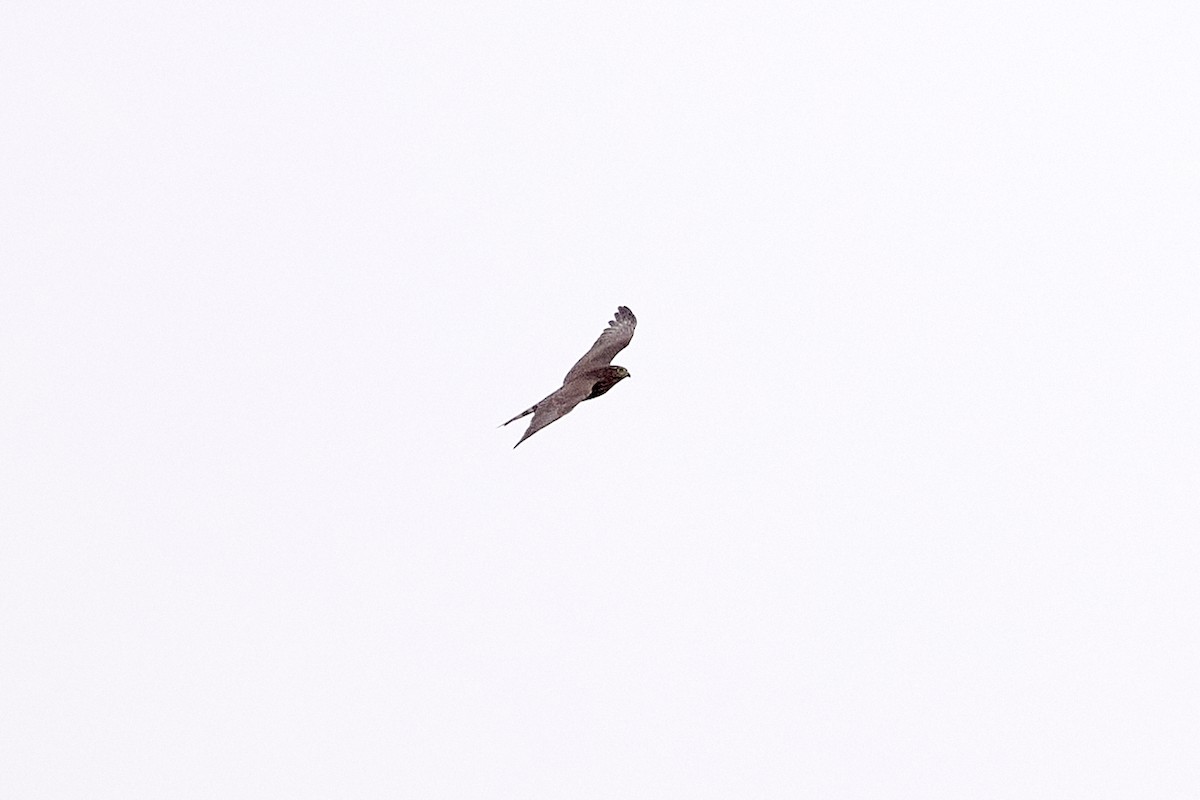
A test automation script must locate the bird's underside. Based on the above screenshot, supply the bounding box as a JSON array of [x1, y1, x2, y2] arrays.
[[503, 306, 636, 448]]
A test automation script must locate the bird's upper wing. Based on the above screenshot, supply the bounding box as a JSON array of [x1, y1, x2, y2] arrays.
[[563, 306, 637, 383]]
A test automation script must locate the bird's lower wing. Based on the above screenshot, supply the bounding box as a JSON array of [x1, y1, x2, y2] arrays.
[[513, 382, 589, 447]]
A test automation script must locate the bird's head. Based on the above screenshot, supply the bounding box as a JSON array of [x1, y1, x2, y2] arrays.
[[614, 366, 631, 379]]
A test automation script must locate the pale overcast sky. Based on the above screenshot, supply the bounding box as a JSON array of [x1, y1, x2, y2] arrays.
[[2, 2, 1198, 798]]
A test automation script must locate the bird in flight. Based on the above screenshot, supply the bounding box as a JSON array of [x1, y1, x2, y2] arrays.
[[502, 306, 637, 448]]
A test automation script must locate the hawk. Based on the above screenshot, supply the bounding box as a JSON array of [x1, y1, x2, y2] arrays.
[[503, 306, 637, 448]]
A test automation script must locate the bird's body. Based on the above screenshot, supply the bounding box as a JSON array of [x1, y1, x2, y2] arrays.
[[503, 306, 637, 447]]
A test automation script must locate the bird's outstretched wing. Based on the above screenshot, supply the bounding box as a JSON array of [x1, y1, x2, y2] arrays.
[[563, 306, 637, 383], [510, 380, 591, 448]]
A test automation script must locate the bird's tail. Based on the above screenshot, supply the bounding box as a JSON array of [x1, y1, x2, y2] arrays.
[[500, 405, 536, 427]]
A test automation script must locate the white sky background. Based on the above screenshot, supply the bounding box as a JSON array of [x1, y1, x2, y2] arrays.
[[2, 1, 1198, 797]]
